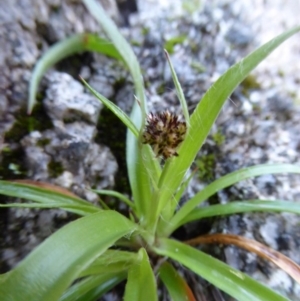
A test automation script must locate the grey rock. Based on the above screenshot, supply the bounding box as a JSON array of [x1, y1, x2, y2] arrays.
[[87, 74, 115, 100], [1, 248, 18, 269], [259, 215, 283, 250], [254, 174, 277, 192], [4, 23, 39, 68], [63, 121, 97, 142], [114, 83, 135, 114], [21, 131, 51, 180], [44, 71, 102, 124], [53, 171, 74, 189], [225, 23, 253, 46], [20, 119, 118, 190], [36, 211, 55, 237], [0, 94, 8, 116], [252, 120, 274, 147], [84, 143, 118, 189], [268, 270, 293, 295], [8, 68, 31, 110]]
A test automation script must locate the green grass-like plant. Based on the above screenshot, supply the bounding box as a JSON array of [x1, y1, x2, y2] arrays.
[[1, 0, 300, 300]]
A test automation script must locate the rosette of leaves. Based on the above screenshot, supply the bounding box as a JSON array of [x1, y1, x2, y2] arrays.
[[1, 0, 300, 300]]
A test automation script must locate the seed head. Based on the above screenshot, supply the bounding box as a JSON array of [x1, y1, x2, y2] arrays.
[[142, 111, 187, 159]]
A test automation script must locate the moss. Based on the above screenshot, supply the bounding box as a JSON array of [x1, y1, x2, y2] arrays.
[[141, 27, 150, 36], [212, 130, 225, 147], [156, 83, 165, 95], [1, 101, 52, 179], [130, 40, 142, 47], [189, 40, 199, 54], [0, 147, 27, 180], [278, 69, 285, 77], [36, 138, 51, 147], [190, 61, 206, 73], [164, 35, 187, 54], [252, 103, 262, 113], [113, 77, 126, 91], [242, 74, 261, 89], [63, 116, 81, 124], [4, 103, 52, 143], [182, 0, 201, 13], [144, 79, 151, 89], [196, 154, 216, 182], [48, 161, 64, 178], [241, 74, 261, 96]]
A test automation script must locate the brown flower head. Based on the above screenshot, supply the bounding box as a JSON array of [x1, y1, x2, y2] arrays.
[[142, 111, 187, 159]]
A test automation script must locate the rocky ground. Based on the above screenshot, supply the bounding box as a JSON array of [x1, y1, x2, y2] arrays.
[[0, 0, 300, 300]]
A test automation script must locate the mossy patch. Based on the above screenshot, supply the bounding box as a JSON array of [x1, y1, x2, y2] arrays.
[[48, 160, 64, 178], [4, 103, 52, 143], [141, 27, 150, 36], [241, 74, 261, 96], [196, 154, 216, 182], [190, 60, 206, 73], [113, 77, 126, 91], [1, 102, 53, 179], [212, 129, 225, 146], [164, 35, 187, 54], [0, 147, 27, 180], [36, 138, 51, 147], [130, 40, 142, 47], [156, 83, 165, 95], [182, 0, 201, 13]]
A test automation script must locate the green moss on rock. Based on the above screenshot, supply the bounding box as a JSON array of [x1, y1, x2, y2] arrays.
[[4, 104, 52, 143], [48, 161, 64, 178], [196, 154, 216, 182]]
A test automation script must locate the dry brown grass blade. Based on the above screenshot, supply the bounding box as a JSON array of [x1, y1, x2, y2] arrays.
[[185, 233, 300, 284], [183, 280, 197, 301], [13, 180, 78, 198]]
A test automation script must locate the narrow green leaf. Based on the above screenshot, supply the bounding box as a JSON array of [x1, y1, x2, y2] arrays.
[[92, 189, 135, 209], [0, 180, 99, 215], [124, 248, 157, 301], [159, 261, 196, 301], [126, 103, 162, 227], [79, 250, 137, 277], [164, 50, 190, 125], [155, 238, 289, 301], [0, 202, 99, 216], [82, 0, 146, 118], [72, 275, 125, 301], [171, 170, 196, 214], [165, 163, 300, 235], [81, 0, 162, 223], [0, 211, 136, 301], [157, 170, 196, 235], [126, 105, 161, 236], [138, 47, 190, 231], [80, 77, 139, 137], [59, 272, 126, 301], [84, 35, 122, 59], [157, 26, 300, 219], [126, 102, 152, 218], [164, 35, 187, 54], [28, 33, 122, 113], [96, 198, 111, 210], [182, 200, 300, 225]]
